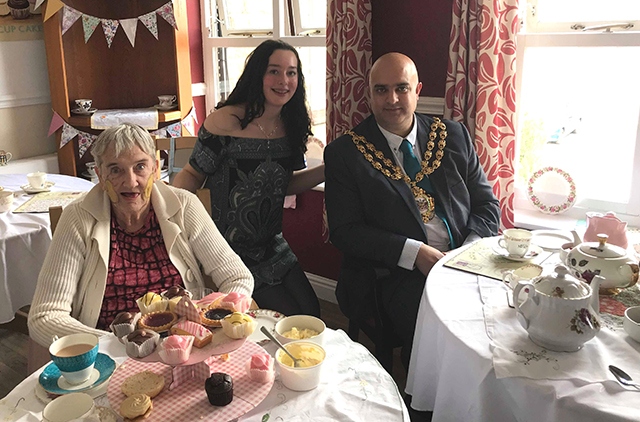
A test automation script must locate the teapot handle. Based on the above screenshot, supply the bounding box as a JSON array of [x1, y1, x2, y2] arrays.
[[620, 262, 639, 288], [513, 281, 537, 330]]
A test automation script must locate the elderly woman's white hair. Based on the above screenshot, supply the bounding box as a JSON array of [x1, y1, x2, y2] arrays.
[[90, 123, 156, 167]]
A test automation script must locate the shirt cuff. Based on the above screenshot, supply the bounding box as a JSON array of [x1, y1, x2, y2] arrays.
[[398, 238, 422, 270]]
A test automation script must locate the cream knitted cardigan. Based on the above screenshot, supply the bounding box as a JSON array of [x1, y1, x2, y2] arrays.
[[28, 181, 254, 347]]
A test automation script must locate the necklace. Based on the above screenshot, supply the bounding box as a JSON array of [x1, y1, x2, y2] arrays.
[[255, 120, 279, 139], [346, 117, 447, 222]]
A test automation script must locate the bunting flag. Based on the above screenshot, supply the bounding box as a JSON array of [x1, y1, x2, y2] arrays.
[[78, 132, 97, 158], [166, 122, 182, 138], [61, 123, 79, 149], [139, 11, 159, 40], [151, 127, 168, 138], [101, 19, 119, 48], [55, 2, 175, 47], [120, 18, 138, 47], [61, 6, 82, 35], [182, 106, 196, 136], [82, 15, 100, 43], [157, 1, 178, 30], [43, 0, 64, 22], [48, 111, 65, 137]]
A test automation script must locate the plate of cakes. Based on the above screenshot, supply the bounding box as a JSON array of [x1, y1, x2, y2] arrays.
[[109, 287, 257, 366]]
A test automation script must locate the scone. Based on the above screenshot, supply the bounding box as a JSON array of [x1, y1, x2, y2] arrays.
[[120, 393, 153, 421], [121, 370, 165, 398]]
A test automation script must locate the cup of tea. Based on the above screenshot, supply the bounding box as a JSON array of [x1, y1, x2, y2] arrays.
[[27, 171, 47, 189], [86, 161, 97, 177], [42, 392, 98, 422], [0, 150, 12, 166], [498, 228, 533, 258], [158, 95, 176, 107], [49, 333, 99, 385], [0, 191, 14, 213], [75, 98, 93, 111]]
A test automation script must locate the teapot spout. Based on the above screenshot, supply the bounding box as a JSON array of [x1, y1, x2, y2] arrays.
[[570, 229, 582, 246], [590, 275, 605, 313]]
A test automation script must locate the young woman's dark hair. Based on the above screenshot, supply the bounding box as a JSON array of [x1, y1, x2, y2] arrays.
[[217, 40, 311, 153]]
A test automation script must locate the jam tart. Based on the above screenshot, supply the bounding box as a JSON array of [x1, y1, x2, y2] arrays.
[[201, 308, 233, 328], [138, 311, 178, 333]]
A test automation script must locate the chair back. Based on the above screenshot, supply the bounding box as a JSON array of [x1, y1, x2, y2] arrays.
[[155, 136, 198, 182]]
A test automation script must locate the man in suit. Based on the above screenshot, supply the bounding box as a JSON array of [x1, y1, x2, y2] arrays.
[[324, 52, 500, 368]]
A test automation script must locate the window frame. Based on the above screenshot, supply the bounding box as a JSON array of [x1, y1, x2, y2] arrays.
[[515, 13, 640, 228]]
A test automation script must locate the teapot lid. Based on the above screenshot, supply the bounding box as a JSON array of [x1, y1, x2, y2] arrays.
[[534, 265, 590, 299], [577, 234, 626, 259]]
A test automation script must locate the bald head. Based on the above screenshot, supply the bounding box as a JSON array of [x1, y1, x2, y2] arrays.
[[369, 53, 422, 137]]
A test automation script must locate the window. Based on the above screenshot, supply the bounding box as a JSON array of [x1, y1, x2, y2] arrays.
[[516, 0, 640, 227], [202, 0, 327, 143]]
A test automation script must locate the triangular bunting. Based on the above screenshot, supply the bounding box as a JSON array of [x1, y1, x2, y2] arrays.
[[150, 128, 168, 138], [61, 6, 82, 35], [182, 113, 195, 136], [82, 15, 101, 43], [78, 132, 97, 158], [156, 1, 177, 30], [139, 11, 159, 40], [166, 122, 182, 138], [43, 0, 64, 22], [61, 123, 79, 149], [101, 19, 120, 48], [120, 18, 138, 47], [48, 111, 65, 137]]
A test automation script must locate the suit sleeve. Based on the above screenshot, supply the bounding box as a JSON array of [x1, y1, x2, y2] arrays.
[[324, 140, 407, 268]]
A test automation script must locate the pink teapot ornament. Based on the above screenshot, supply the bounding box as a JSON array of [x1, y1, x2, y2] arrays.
[[584, 211, 628, 249]]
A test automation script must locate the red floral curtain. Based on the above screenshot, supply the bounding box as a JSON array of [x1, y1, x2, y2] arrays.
[[326, 0, 372, 144], [444, 0, 519, 229]]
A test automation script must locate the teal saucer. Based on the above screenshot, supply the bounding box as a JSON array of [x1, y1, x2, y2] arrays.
[[39, 353, 116, 395]]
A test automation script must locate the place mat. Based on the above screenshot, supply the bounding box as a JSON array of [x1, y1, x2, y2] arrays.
[[444, 237, 554, 280], [106, 341, 273, 421], [13, 191, 85, 213], [483, 284, 640, 383]]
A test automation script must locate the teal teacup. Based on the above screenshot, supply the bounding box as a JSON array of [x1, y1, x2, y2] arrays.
[[49, 333, 99, 385]]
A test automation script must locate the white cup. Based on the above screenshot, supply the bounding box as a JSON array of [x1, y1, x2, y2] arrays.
[[27, 171, 47, 189], [498, 228, 532, 257], [75, 98, 92, 111], [86, 161, 97, 177], [503, 263, 543, 290], [0, 191, 14, 212], [42, 392, 98, 422], [158, 94, 176, 107]]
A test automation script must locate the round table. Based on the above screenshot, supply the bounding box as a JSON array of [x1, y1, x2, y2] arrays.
[[0, 174, 94, 323], [405, 240, 640, 422], [0, 329, 410, 421]]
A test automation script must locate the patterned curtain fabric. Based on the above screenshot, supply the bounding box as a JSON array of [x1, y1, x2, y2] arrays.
[[444, 0, 519, 229], [326, 0, 372, 144]]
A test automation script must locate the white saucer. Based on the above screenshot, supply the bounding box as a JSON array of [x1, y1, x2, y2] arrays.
[[246, 309, 286, 345], [153, 104, 178, 111], [71, 108, 98, 115], [21, 181, 55, 194], [492, 243, 544, 262], [531, 229, 574, 250]]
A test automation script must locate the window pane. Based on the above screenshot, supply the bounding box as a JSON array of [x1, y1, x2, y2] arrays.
[[297, 0, 327, 30], [535, 0, 640, 23], [517, 46, 640, 212], [220, 0, 273, 32]]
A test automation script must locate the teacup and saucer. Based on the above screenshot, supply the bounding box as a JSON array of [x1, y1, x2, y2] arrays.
[[493, 228, 543, 261]]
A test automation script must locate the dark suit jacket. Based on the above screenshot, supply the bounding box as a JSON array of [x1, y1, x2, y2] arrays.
[[324, 114, 500, 318]]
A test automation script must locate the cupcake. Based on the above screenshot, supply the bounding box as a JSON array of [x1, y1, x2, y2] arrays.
[[217, 292, 252, 313], [136, 292, 167, 314], [158, 335, 194, 365], [201, 308, 233, 328], [138, 311, 178, 333], [109, 311, 141, 340], [205, 373, 233, 406], [220, 312, 256, 339], [124, 329, 160, 358], [245, 353, 274, 383], [8, 0, 30, 19]]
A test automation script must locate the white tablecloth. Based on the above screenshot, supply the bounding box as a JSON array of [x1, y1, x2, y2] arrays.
[[0, 329, 410, 421], [405, 243, 640, 422], [0, 174, 94, 323]]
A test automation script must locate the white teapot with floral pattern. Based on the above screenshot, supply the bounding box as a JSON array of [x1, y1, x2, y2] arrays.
[[513, 265, 602, 352]]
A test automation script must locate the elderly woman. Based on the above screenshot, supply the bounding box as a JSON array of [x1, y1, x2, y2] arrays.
[[28, 123, 254, 347]]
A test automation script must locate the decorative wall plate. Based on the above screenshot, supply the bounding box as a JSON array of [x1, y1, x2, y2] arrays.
[[527, 167, 576, 214]]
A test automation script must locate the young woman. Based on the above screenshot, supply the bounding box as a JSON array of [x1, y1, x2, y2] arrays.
[[173, 40, 323, 317]]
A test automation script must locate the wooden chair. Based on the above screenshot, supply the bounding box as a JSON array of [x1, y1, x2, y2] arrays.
[[155, 136, 198, 182], [347, 268, 403, 374]]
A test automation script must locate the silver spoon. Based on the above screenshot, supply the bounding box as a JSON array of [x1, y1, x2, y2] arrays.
[[609, 365, 640, 389], [259, 326, 302, 367]]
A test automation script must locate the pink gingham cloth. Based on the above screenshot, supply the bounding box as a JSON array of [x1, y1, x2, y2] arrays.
[[107, 341, 273, 421]]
